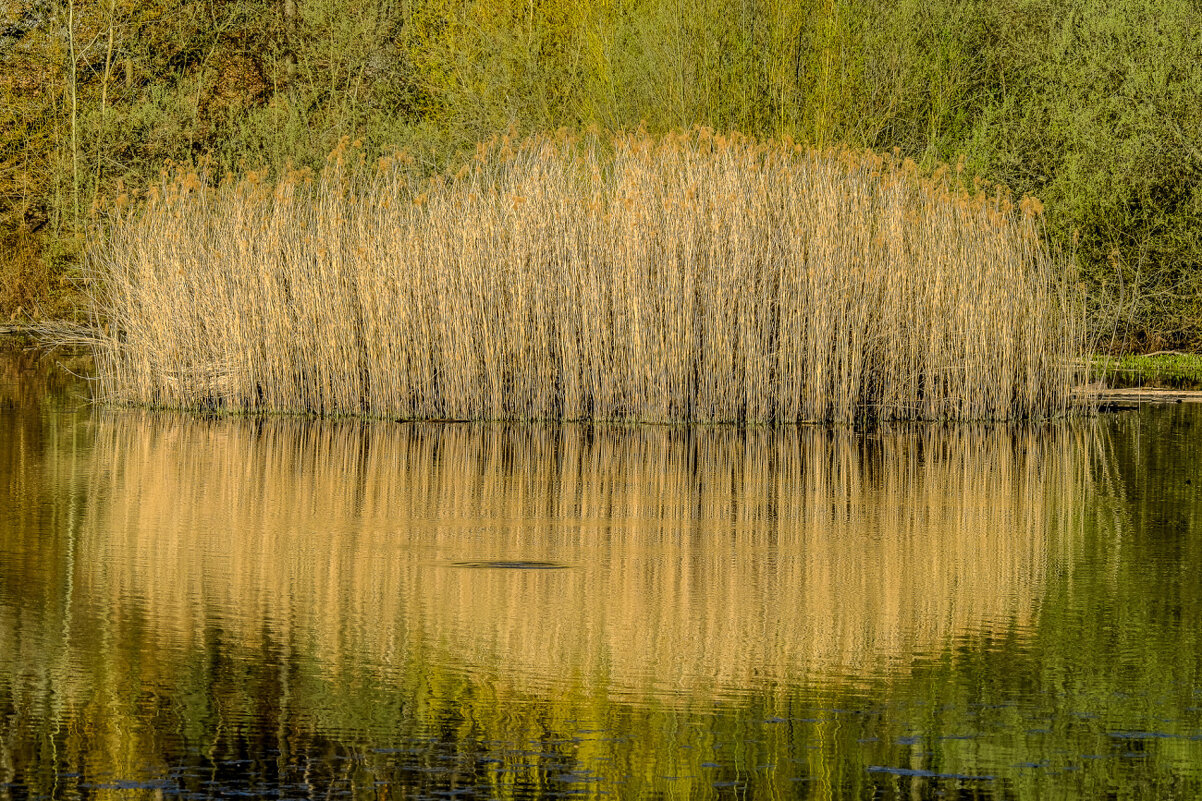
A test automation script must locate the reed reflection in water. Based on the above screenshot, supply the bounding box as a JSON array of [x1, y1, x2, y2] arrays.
[[79, 416, 1089, 701]]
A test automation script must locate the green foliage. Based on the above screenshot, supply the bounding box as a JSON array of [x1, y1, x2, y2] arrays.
[[1092, 351, 1202, 390], [964, 0, 1202, 350], [1, 0, 1200, 346]]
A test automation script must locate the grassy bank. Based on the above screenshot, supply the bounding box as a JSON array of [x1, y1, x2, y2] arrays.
[[86, 130, 1084, 423], [1092, 352, 1202, 391]]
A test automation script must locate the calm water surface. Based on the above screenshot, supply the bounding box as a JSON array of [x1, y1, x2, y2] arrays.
[[2, 348, 1201, 799]]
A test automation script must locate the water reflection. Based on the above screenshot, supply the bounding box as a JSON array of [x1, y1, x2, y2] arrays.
[[3, 352, 1201, 799], [79, 417, 1085, 701]]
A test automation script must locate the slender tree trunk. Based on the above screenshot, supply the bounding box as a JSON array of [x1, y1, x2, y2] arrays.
[[806, 0, 838, 148], [283, 0, 297, 84], [67, 0, 79, 225], [96, 0, 118, 197]]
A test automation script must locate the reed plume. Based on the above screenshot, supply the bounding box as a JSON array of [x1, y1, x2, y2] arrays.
[[86, 130, 1086, 422]]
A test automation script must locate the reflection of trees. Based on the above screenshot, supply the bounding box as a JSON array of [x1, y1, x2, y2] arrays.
[[1040, 407, 1202, 779], [881, 410, 1202, 796], [0, 347, 95, 790]]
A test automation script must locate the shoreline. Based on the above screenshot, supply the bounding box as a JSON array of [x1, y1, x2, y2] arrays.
[[1091, 387, 1202, 409], [7, 326, 1201, 410], [1, 321, 92, 341]]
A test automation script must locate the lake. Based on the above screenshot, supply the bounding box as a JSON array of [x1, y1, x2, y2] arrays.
[[2, 347, 1200, 799]]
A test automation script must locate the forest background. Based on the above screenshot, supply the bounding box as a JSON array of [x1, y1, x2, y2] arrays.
[[1, 0, 1199, 351]]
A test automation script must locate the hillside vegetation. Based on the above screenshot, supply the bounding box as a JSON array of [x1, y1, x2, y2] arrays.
[[2, 0, 1200, 349]]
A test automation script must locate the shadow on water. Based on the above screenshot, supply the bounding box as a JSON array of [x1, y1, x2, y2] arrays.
[[452, 561, 569, 569], [2, 351, 1202, 799]]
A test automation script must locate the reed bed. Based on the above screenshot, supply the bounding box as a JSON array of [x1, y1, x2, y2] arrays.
[[87, 129, 1086, 422]]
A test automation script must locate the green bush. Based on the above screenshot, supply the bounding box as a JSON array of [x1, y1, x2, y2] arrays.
[[962, 0, 1202, 350]]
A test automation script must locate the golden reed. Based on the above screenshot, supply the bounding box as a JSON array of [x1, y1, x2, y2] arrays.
[[86, 129, 1086, 422]]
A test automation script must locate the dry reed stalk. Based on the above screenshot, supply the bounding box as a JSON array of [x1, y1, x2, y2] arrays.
[[85, 130, 1087, 422]]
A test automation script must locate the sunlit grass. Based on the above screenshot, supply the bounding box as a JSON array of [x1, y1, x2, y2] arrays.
[[1092, 352, 1202, 390], [85, 129, 1086, 422]]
